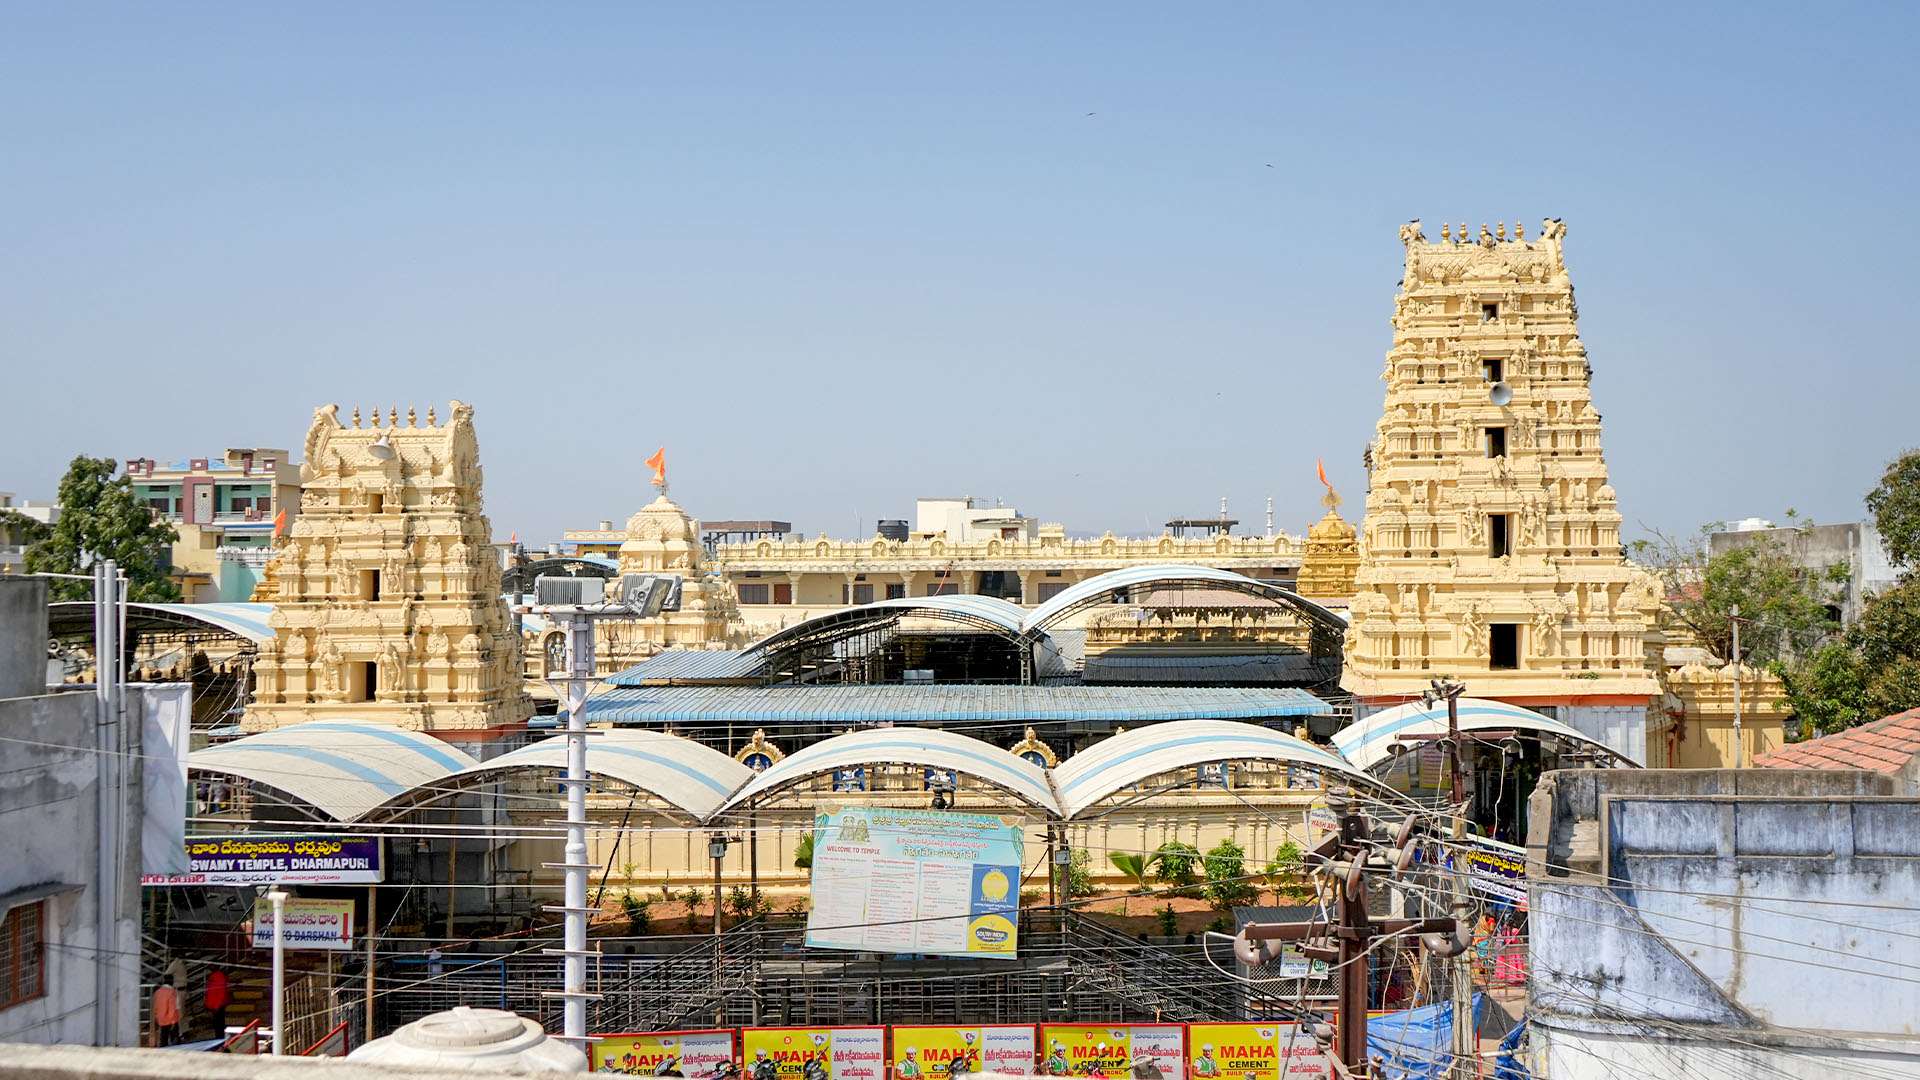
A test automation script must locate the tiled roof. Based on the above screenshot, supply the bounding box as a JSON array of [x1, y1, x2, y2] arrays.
[[1754, 707, 1920, 772]]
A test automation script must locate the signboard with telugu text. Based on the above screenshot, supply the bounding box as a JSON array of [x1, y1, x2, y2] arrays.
[[251, 897, 355, 950], [591, 1029, 737, 1076], [741, 1027, 886, 1080], [142, 834, 384, 886], [1038, 1025, 1182, 1079], [806, 808, 1023, 960], [1186, 1023, 1330, 1080], [891, 1025, 1035, 1078]]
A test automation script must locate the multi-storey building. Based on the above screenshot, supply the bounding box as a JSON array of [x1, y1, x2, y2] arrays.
[[0, 492, 59, 573], [1342, 220, 1661, 760], [122, 449, 301, 601]]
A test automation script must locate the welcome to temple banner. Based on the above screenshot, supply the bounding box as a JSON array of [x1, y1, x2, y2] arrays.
[[143, 834, 384, 885]]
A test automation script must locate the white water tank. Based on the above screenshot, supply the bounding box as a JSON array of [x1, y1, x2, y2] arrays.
[[348, 1006, 586, 1074]]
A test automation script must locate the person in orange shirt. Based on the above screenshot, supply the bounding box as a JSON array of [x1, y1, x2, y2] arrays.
[[204, 967, 230, 1035], [151, 974, 182, 1046]]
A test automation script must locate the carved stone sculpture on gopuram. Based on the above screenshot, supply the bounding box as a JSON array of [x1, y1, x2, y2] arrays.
[[1342, 221, 1662, 716], [243, 403, 533, 738]]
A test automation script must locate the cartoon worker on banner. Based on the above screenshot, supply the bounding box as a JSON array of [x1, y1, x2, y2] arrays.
[[1191, 1044, 1220, 1078], [1044, 1041, 1071, 1076]]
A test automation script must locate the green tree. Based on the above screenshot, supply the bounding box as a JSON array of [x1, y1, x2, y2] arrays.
[[792, 832, 815, 870], [1151, 841, 1202, 897], [1066, 848, 1098, 899], [620, 893, 651, 935], [1108, 852, 1154, 914], [1867, 449, 1920, 571], [25, 455, 180, 601], [1779, 578, 1920, 734], [1631, 516, 1845, 664], [1200, 839, 1258, 913]]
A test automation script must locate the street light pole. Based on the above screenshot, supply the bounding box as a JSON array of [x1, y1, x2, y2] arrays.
[[268, 887, 288, 1056]]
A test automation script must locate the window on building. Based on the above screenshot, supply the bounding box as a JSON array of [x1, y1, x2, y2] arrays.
[[1490, 624, 1520, 670], [1486, 427, 1507, 458], [1489, 514, 1511, 558], [349, 661, 375, 703], [1482, 356, 1503, 384], [737, 584, 770, 605], [885, 584, 906, 600], [0, 901, 44, 1010], [842, 584, 874, 605], [1035, 581, 1069, 602], [367, 492, 384, 514], [1481, 303, 1499, 323], [359, 569, 381, 601]]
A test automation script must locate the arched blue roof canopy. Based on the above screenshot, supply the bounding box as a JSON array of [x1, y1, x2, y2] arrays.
[[746, 594, 1029, 656], [188, 720, 479, 822], [712, 726, 1061, 818], [1051, 719, 1403, 818]]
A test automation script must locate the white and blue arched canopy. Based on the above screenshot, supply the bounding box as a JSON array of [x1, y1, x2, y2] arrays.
[[1017, 564, 1344, 640], [189, 720, 479, 821], [1333, 697, 1638, 772], [713, 726, 1061, 818], [438, 729, 753, 821], [1051, 719, 1393, 818]]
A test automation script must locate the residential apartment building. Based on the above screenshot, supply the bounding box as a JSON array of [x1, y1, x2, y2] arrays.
[[124, 449, 300, 602]]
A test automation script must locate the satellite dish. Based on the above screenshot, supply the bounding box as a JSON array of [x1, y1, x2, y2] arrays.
[[367, 433, 395, 460], [1488, 381, 1513, 406]]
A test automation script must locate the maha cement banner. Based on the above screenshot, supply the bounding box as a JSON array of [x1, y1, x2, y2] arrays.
[[143, 834, 384, 885], [742, 1027, 886, 1080], [251, 897, 355, 950], [591, 1029, 737, 1075], [892, 1025, 1036, 1078], [806, 807, 1023, 960], [1186, 1023, 1330, 1080], [1039, 1025, 1182, 1079]]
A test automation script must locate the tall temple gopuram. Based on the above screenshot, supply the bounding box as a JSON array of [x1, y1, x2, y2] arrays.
[[244, 403, 533, 743], [1341, 220, 1661, 761]]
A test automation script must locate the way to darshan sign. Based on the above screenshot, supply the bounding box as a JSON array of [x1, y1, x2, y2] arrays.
[[806, 808, 1023, 960], [142, 834, 384, 886], [1186, 1023, 1330, 1079], [591, 1029, 737, 1076], [741, 1027, 886, 1080], [250, 897, 356, 951], [892, 1026, 1036, 1078]]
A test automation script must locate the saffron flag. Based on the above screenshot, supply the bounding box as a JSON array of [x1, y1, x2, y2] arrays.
[[272, 508, 287, 537], [1316, 459, 1331, 489], [509, 531, 517, 545], [646, 447, 667, 486]]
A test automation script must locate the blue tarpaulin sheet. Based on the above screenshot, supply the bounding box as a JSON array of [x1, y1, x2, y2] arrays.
[[1365, 994, 1484, 1079], [1493, 1019, 1529, 1079]]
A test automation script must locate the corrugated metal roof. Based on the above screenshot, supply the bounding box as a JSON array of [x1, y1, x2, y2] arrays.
[[189, 721, 479, 821], [745, 594, 1029, 657], [1051, 719, 1386, 817], [714, 727, 1059, 816], [449, 730, 753, 819], [1332, 697, 1636, 771], [576, 684, 1334, 726], [608, 650, 764, 685], [1082, 652, 1328, 685]]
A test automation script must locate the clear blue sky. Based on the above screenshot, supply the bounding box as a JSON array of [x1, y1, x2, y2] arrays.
[[4, 4, 1915, 545]]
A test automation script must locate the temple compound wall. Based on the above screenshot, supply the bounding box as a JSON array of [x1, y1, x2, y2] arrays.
[[243, 403, 532, 744], [1342, 220, 1660, 762]]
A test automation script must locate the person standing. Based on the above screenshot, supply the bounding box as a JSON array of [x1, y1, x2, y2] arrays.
[[151, 975, 182, 1047], [204, 966, 230, 1036]]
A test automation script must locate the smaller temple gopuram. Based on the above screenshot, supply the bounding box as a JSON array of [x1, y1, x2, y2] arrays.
[[244, 403, 532, 742]]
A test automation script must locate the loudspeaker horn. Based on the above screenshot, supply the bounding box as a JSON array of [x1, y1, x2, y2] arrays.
[[1488, 381, 1514, 406]]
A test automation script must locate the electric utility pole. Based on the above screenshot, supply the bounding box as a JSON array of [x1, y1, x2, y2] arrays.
[[1234, 789, 1459, 1080], [1422, 680, 1477, 1080]]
